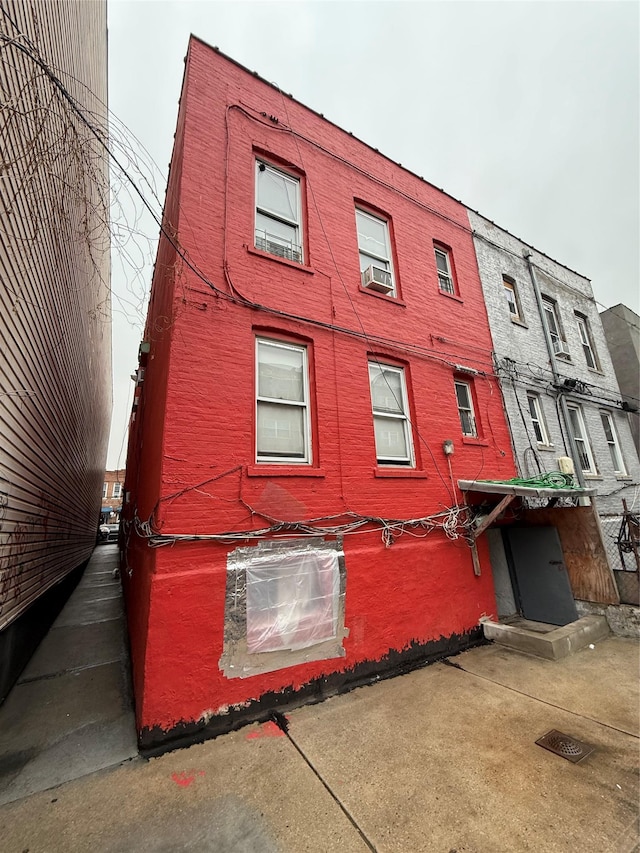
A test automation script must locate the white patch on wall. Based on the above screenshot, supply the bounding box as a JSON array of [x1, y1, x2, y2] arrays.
[[219, 538, 347, 679]]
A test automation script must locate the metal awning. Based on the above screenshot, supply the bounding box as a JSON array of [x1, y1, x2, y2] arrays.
[[457, 479, 597, 577], [458, 480, 597, 500]]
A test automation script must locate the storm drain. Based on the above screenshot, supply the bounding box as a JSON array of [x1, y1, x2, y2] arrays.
[[535, 730, 594, 764]]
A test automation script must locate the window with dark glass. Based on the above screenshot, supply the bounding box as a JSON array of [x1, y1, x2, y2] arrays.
[[600, 411, 626, 475], [527, 392, 550, 445], [503, 276, 523, 322], [435, 245, 456, 294], [567, 404, 596, 474], [575, 313, 598, 370], [455, 380, 477, 437], [542, 298, 569, 357]]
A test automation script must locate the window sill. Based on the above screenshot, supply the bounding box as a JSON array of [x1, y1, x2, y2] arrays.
[[583, 474, 602, 480], [461, 437, 489, 447], [246, 245, 315, 274], [358, 284, 405, 306], [247, 465, 326, 477], [510, 318, 528, 328], [374, 468, 428, 478], [587, 367, 604, 376], [537, 444, 555, 452], [438, 289, 463, 304], [615, 475, 632, 481]]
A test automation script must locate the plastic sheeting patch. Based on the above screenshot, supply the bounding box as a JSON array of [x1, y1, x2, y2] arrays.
[[219, 538, 346, 679]]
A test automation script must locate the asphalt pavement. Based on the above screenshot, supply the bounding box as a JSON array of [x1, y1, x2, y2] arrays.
[[0, 546, 638, 852], [0, 544, 137, 806]]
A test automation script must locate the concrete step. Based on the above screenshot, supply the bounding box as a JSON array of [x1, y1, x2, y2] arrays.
[[481, 614, 610, 660]]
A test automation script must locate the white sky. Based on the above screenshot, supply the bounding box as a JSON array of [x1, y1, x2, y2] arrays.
[[105, 0, 639, 468]]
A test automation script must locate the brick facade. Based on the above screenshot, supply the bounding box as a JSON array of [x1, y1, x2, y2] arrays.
[[122, 38, 517, 748], [469, 210, 640, 521], [101, 469, 126, 522], [600, 304, 640, 459]]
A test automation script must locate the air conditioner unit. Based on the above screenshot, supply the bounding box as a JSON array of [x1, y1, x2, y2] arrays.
[[362, 265, 393, 294], [553, 338, 571, 357]]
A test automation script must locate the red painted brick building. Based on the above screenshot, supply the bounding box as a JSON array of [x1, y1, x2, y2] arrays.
[[123, 37, 516, 750]]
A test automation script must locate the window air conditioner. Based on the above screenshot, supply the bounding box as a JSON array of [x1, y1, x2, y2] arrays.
[[553, 338, 570, 357], [362, 265, 393, 294]]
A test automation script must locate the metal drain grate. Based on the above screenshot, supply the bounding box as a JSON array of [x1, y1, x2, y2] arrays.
[[535, 730, 594, 764]]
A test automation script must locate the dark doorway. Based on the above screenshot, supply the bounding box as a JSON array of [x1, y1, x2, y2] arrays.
[[503, 526, 578, 626]]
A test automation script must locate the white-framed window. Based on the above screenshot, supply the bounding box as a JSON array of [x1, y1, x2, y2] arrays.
[[112, 482, 122, 499], [256, 337, 311, 464], [503, 276, 523, 322], [356, 209, 395, 296], [255, 161, 303, 263], [455, 380, 477, 437], [542, 298, 569, 357], [102, 482, 107, 499], [527, 392, 550, 446], [434, 245, 456, 295], [575, 313, 598, 370], [600, 411, 627, 475], [567, 403, 597, 474], [368, 362, 414, 465]]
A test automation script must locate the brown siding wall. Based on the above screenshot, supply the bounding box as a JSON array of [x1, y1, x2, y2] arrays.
[[0, 1, 111, 631]]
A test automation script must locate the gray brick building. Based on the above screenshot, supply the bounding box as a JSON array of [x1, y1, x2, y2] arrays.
[[599, 304, 640, 460], [468, 210, 639, 536]]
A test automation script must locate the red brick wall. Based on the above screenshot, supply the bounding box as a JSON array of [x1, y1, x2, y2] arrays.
[[124, 38, 517, 739]]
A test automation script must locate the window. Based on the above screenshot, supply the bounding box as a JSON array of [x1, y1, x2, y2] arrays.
[[112, 482, 122, 499], [245, 546, 339, 653], [567, 404, 597, 474], [600, 411, 627, 475], [256, 338, 310, 464], [102, 482, 107, 499], [255, 161, 303, 263], [527, 393, 550, 445], [356, 209, 395, 295], [368, 362, 413, 465], [503, 276, 523, 322], [542, 298, 569, 357], [220, 539, 346, 679], [434, 245, 456, 295], [455, 380, 477, 437], [575, 314, 598, 370]]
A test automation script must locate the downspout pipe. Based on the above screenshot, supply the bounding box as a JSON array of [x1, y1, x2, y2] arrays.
[[523, 251, 587, 489]]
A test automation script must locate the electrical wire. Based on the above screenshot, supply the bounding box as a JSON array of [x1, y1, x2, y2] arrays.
[[476, 472, 580, 489], [129, 503, 474, 550]]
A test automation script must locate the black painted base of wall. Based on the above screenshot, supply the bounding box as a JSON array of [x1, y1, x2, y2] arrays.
[[0, 561, 87, 703], [139, 627, 486, 757]]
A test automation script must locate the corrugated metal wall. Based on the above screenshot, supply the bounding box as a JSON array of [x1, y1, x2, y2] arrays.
[[0, 1, 111, 630]]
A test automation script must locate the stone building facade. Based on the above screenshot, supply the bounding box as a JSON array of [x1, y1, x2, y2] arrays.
[[469, 210, 640, 522], [599, 304, 640, 460]]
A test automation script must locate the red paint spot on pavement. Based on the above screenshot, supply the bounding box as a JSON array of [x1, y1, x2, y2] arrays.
[[171, 770, 205, 787], [246, 720, 286, 740]]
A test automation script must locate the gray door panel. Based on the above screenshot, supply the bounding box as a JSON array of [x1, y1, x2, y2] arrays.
[[503, 527, 578, 626]]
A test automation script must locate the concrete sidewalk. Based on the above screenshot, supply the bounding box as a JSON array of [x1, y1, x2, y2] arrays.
[[0, 634, 637, 852], [0, 545, 138, 806]]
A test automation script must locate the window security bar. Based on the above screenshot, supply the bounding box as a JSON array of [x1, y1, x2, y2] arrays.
[[255, 229, 302, 263]]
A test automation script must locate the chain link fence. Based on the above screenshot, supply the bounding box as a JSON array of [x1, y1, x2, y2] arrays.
[[600, 513, 639, 605]]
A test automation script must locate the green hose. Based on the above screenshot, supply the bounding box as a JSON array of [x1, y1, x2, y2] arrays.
[[477, 472, 579, 489]]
